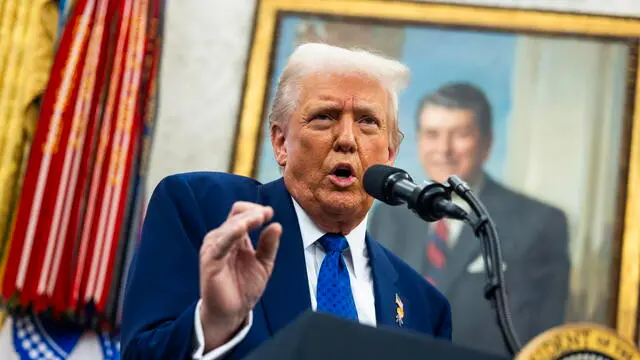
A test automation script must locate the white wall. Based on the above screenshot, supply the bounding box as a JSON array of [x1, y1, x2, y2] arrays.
[[147, 0, 257, 195]]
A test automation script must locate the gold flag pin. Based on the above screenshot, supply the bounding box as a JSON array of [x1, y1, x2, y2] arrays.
[[395, 293, 404, 327]]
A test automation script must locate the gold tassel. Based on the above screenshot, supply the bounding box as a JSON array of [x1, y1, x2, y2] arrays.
[[0, 0, 59, 328]]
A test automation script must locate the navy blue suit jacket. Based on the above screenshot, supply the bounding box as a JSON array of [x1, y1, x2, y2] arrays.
[[121, 172, 452, 359]]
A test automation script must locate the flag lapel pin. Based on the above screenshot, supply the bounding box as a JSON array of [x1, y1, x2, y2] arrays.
[[395, 293, 404, 327]]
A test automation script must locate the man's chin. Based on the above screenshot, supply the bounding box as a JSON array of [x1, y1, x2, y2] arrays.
[[427, 170, 459, 184], [317, 191, 363, 214]]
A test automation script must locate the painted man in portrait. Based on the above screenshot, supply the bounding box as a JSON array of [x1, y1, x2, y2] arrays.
[[368, 82, 571, 357]]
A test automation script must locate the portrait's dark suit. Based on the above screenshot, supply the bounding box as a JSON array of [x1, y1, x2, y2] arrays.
[[121, 172, 452, 360], [368, 174, 570, 357]]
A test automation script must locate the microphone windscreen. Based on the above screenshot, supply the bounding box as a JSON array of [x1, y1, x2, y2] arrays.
[[363, 164, 406, 202]]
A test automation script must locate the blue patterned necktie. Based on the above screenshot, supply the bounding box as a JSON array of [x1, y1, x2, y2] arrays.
[[315, 233, 359, 321]]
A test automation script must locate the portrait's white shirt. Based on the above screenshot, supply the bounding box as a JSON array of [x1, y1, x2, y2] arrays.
[[192, 197, 376, 360], [438, 175, 485, 248]]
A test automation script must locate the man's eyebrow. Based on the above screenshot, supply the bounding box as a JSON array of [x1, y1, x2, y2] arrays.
[[354, 102, 384, 115], [302, 97, 385, 115]]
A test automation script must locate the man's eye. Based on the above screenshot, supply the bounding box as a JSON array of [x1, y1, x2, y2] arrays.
[[423, 130, 438, 139], [453, 129, 473, 138], [360, 117, 378, 125], [312, 113, 332, 121]]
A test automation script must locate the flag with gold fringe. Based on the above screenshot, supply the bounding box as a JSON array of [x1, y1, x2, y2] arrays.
[[0, 0, 165, 357]]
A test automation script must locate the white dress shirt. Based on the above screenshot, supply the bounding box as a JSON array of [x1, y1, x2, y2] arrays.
[[192, 197, 376, 359]]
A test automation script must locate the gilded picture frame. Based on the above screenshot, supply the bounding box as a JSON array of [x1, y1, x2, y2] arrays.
[[230, 0, 640, 344]]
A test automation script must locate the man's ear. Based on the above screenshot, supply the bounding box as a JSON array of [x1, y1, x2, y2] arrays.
[[271, 123, 287, 167]]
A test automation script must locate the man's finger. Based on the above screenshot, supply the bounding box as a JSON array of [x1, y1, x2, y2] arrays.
[[240, 234, 254, 252], [225, 206, 273, 236], [228, 201, 266, 218], [211, 208, 273, 260], [255, 222, 282, 273]]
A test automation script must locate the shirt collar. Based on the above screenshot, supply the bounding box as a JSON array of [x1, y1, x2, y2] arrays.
[[469, 172, 486, 194], [291, 196, 368, 279]]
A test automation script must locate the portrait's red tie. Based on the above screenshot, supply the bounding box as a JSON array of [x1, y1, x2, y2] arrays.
[[425, 219, 449, 285]]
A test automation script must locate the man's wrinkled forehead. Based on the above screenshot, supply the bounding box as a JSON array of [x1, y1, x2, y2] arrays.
[[302, 94, 385, 115], [297, 72, 389, 114]]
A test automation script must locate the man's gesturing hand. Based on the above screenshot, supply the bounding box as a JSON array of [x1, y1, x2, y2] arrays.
[[198, 201, 282, 351]]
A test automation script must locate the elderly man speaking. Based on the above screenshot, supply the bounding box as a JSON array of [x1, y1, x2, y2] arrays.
[[120, 43, 452, 360]]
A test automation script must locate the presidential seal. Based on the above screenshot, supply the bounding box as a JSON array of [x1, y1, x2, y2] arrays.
[[516, 323, 640, 360]]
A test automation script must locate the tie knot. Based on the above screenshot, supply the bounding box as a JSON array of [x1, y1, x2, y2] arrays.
[[318, 233, 349, 253]]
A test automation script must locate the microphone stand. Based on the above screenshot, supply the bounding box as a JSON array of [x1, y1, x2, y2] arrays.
[[445, 175, 522, 356]]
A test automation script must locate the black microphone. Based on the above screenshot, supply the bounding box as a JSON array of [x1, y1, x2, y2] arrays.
[[363, 164, 468, 222]]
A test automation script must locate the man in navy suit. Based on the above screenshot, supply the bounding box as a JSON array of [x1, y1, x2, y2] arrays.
[[120, 43, 452, 360]]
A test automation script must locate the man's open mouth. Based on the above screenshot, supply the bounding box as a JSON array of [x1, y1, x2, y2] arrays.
[[328, 164, 357, 187], [331, 164, 355, 179]]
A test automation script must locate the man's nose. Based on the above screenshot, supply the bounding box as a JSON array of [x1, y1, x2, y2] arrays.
[[333, 115, 357, 153], [433, 133, 453, 154]]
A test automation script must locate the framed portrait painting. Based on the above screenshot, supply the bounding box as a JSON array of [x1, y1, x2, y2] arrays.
[[230, 0, 640, 352]]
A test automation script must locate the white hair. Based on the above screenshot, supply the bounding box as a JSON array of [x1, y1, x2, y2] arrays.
[[268, 42, 410, 151]]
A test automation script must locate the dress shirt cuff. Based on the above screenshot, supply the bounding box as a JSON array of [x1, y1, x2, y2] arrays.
[[192, 299, 253, 360]]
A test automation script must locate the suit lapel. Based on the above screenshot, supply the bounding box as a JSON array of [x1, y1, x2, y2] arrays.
[[257, 178, 312, 335], [366, 235, 400, 329], [437, 225, 481, 294]]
